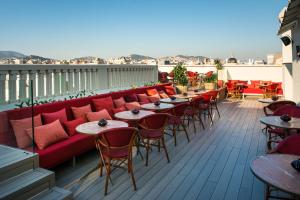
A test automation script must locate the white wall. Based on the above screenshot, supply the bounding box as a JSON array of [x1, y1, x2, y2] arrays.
[[158, 65, 283, 82]]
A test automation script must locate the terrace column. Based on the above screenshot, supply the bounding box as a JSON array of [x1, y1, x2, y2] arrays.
[[86, 69, 91, 91], [67, 69, 74, 93], [91, 69, 97, 90], [74, 69, 80, 92], [29, 70, 37, 98], [46, 69, 53, 97], [53, 69, 60, 95], [80, 69, 86, 91], [0, 72, 6, 104], [8, 71, 18, 102], [19, 70, 28, 99], [37, 70, 45, 97], [61, 69, 67, 95]]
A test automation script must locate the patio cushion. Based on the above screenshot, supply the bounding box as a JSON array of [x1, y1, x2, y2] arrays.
[[124, 93, 138, 102], [93, 96, 114, 116], [42, 108, 68, 124], [113, 97, 126, 108], [146, 88, 159, 96], [26, 120, 69, 150], [10, 114, 43, 149], [112, 106, 127, 114], [159, 91, 169, 99], [86, 109, 112, 122], [63, 118, 86, 136], [125, 102, 141, 110], [34, 133, 95, 168], [243, 88, 264, 94], [148, 94, 160, 103], [164, 85, 176, 95], [71, 104, 92, 120], [137, 93, 150, 103]]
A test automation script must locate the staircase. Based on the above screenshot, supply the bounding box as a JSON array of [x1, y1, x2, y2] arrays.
[[0, 145, 72, 200]]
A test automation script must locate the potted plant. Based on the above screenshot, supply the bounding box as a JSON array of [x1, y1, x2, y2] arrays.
[[214, 59, 224, 88], [203, 73, 217, 90], [173, 63, 188, 93]]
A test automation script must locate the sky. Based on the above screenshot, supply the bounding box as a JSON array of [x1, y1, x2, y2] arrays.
[[0, 0, 287, 60]]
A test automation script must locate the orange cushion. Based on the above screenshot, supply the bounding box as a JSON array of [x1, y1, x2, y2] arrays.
[[86, 109, 112, 122], [42, 108, 68, 124], [113, 97, 126, 108], [112, 106, 127, 114], [137, 93, 150, 103], [164, 85, 176, 95], [125, 102, 141, 110], [10, 114, 43, 149], [92, 96, 114, 116], [146, 88, 159, 96], [71, 104, 92, 120], [26, 120, 69, 150], [159, 91, 169, 99], [63, 118, 85, 136], [148, 94, 160, 103]]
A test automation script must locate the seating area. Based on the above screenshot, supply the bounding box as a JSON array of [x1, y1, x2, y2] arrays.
[[225, 80, 283, 99]]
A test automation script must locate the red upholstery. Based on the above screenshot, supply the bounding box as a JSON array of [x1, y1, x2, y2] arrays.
[[124, 94, 138, 102], [42, 108, 68, 124], [92, 96, 114, 116], [164, 85, 176, 95], [0, 83, 171, 168], [272, 105, 300, 117], [272, 135, 300, 156], [146, 89, 159, 96], [63, 118, 85, 136], [32, 134, 95, 168]]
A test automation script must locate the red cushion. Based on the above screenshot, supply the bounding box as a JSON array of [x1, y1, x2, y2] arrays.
[[112, 106, 127, 114], [146, 88, 159, 96], [42, 108, 68, 124], [71, 104, 92, 120], [86, 109, 112, 121], [148, 94, 160, 103], [33, 134, 95, 168], [164, 85, 176, 95], [125, 102, 141, 110], [26, 120, 69, 150], [137, 93, 150, 103], [243, 88, 263, 94], [63, 118, 85, 136], [113, 97, 126, 108], [159, 91, 169, 98], [92, 96, 114, 116], [124, 94, 138, 102]]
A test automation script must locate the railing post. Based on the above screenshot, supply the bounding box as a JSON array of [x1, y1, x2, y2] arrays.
[[19, 70, 28, 99], [86, 69, 91, 91], [29, 70, 37, 98], [0, 72, 6, 104], [61, 69, 67, 95], [8, 71, 18, 102], [54, 69, 60, 95], [91, 69, 97, 90], [37, 70, 45, 97], [74, 69, 80, 91], [67, 69, 74, 93], [46, 69, 53, 97], [80, 69, 86, 91]]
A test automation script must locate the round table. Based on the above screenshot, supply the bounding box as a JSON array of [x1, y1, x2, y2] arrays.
[[160, 98, 189, 104], [141, 103, 174, 111], [260, 116, 300, 130], [76, 120, 128, 135], [114, 110, 155, 121], [251, 154, 300, 198], [257, 98, 276, 104]]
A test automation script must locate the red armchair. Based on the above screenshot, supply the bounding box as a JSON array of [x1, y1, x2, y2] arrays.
[[263, 100, 296, 116], [270, 135, 300, 156], [96, 127, 138, 195], [184, 96, 205, 133]]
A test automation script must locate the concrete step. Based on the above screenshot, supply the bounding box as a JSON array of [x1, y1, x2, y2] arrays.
[[0, 168, 55, 200], [0, 145, 39, 181], [30, 187, 72, 200]]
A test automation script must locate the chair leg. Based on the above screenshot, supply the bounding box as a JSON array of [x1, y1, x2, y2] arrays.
[[215, 103, 220, 117], [99, 159, 103, 177], [181, 123, 190, 143], [198, 113, 205, 129], [172, 125, 177, 146], [128, 157, 137, 191], [158, 140, 160, 152], [207, 109, 213, 124], [161, 137, 170, 163], [146, 139, 150, 166], [104, 159, 111, 195], [192, 115, 196, 134]]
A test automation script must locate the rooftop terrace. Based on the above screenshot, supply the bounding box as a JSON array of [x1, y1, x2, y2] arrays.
[[53, 99, 273, 200]]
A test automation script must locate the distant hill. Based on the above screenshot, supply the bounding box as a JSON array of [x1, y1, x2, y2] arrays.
[[161, 55, 207, 60], [70, 56, 97, 61], [129, 54, 155, 61], [0, 51, 26, 59], [26, 55, 54, 61]]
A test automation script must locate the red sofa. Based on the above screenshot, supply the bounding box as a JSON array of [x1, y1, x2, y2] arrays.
[[226, 80, 283, 97], [0, 83, 172, 169]]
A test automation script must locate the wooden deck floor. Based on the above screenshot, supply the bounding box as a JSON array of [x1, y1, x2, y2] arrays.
[[55, 99, 269, 200]]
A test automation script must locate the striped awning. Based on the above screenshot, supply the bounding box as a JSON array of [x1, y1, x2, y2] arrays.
[[278, 0, 300, 35]]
